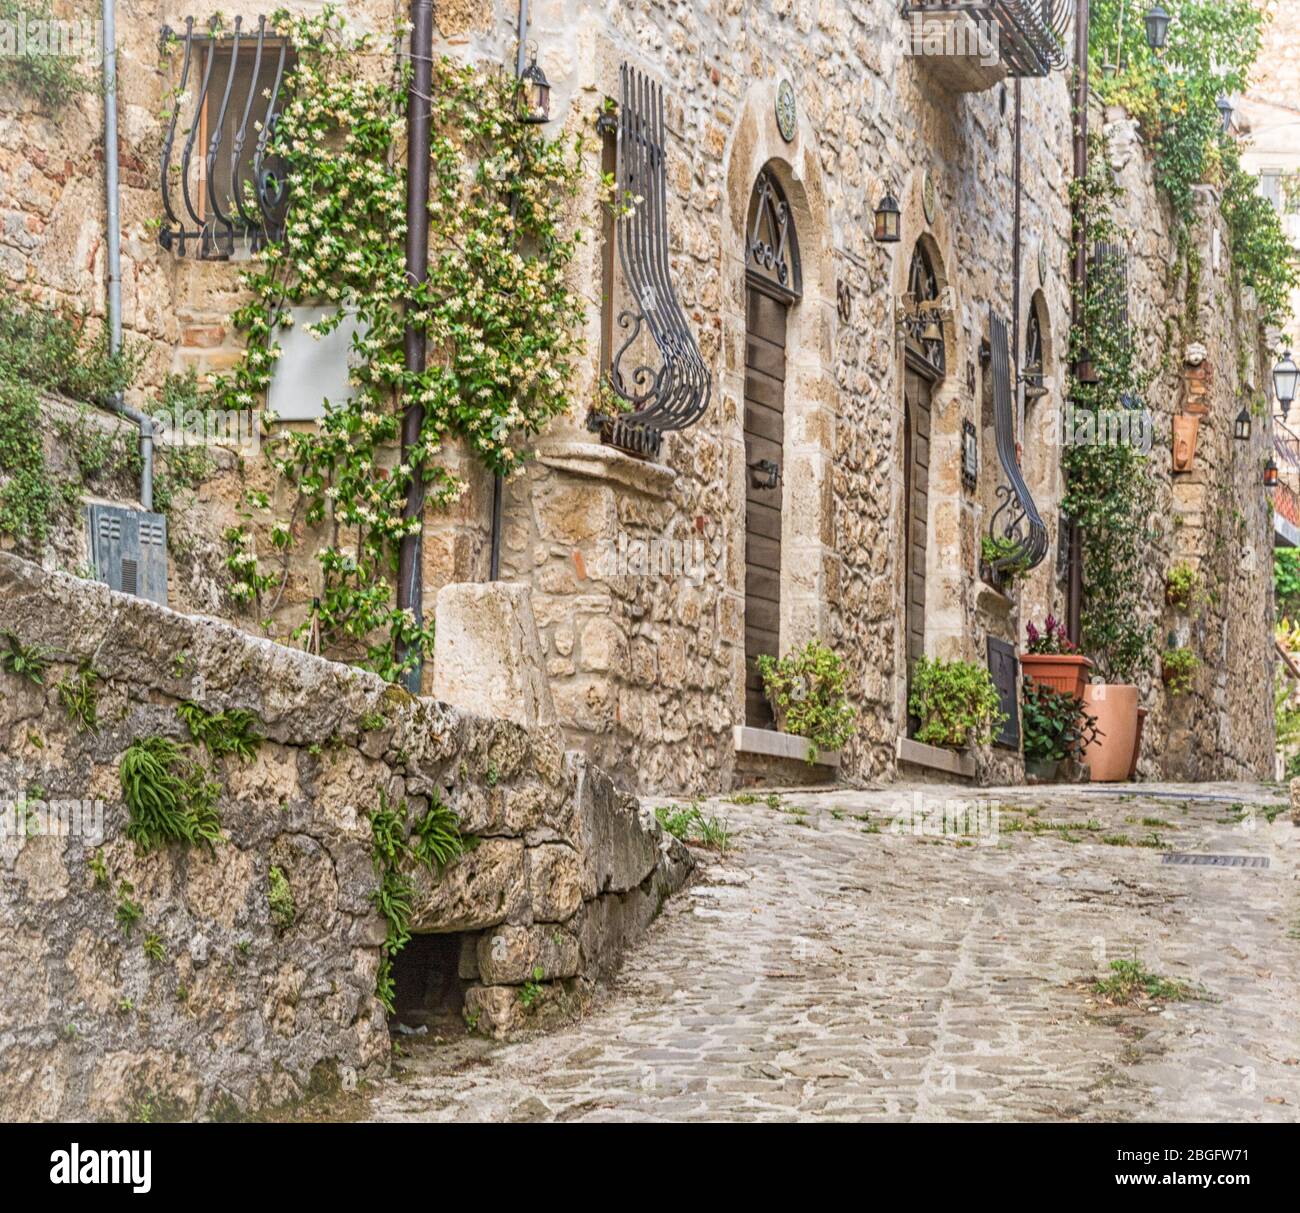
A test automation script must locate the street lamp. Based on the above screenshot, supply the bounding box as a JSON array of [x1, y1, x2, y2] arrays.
[[873, 191, 901, 243], [1265, 456, 1280, 489], [1216, 94, 1233, 133], [1234, 407, 1252, 441], [1143, 5, 1171, 50], [1274, 351, 1299, 415], [518, 47, 551, 124]]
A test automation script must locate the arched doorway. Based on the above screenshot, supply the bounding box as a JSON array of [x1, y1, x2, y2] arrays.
[[901, 240, 946, 732], [743, 167, 801, 727]]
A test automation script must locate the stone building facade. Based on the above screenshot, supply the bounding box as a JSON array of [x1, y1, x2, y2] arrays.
[[0, 1, 1277, 790]]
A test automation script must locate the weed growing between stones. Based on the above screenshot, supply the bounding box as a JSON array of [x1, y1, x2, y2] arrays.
[[118, 737, 222, 853], [177, 701, 264, 762], [0, 629, 53, 684], [518, 967, 545, 1010], [369, 792, 467, 1014], [654, 802, 733, 851], [268, 866, 296, 930], [56, 664, 100, 733], [115, 881, 143, 935], [1093, 956, 1194, 1006]]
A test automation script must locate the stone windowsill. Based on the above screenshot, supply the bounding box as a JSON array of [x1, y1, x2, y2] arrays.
[[536, 440, 677, 500], [733, 725, 841, 768], [896, 735, 976, 779]]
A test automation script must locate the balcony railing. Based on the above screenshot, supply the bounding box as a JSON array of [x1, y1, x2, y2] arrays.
[[902, 0, 1072, 78]]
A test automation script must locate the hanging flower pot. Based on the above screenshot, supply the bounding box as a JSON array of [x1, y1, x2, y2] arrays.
[[1172, 413, 1199, 472]]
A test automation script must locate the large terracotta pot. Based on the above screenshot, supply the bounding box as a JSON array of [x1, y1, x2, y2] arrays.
[[1080, 683, 1140, 782], [1021, 653, 1093, 699]]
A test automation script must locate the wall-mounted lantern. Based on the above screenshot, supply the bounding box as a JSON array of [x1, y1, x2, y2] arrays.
[[1144, 5, 1171, 50], [1234, 406, 1252, 441], [1273, 351, 1298, 415], [1216, 94, 1233, 133], [873, 191, 901, 244], [1264, 456, 1279, 489], [518, 46, 551, 124]]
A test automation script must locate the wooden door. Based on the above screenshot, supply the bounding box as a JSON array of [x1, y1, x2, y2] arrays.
[[904, 372, 931, 731], [744, 286, 787, 727]]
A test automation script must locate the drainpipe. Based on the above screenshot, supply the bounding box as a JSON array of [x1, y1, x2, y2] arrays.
[[395, 0, 434, 691], [488, 0, 532, 581], [102, 0, 153, 510], [1066, 0, 1090, 648]]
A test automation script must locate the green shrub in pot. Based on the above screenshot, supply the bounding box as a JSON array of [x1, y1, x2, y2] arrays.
[[907, 657, 1005, 750]]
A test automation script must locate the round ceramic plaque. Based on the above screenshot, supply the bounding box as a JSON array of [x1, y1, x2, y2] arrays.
[[923, 171, 937, 225], [776, 80, 796, 143], [1038, 240, 1047, 286]]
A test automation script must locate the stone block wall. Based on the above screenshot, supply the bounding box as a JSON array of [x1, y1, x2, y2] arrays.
[[0, 550, 690, 1120], [1100, 106, 1275, 779]]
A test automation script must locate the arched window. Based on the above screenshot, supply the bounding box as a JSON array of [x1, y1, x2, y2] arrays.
[[1024, 300, 1047, 399], [746, 169, 801, 302], [904, 243, 945, 378]]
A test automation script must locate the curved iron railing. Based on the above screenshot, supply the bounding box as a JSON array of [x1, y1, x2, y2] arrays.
[[597, 63, 711, 459], [158, 16, 289, 259], [902, 0, 1072, 76], [987, 308, 1049, 578]]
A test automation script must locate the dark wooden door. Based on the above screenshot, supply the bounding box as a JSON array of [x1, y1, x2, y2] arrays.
[[744, 286, 787, 727], [904, 372, 930, 732]]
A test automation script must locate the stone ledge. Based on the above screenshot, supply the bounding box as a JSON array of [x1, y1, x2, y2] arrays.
[[896, 736, 976, 779], [733, 725, 841, 768], [535, 440, 677, 500]]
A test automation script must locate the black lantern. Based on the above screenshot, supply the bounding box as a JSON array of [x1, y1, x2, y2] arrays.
[[1075, 349, 1099, 385], [519, 49, 551, 124], [1274, 351, 1299, 414], [1234, 406, 1252, 441], [1143, 4, 1171, 50], [1216, 94, 1233, 133], [873, 191, 901, 244], [1265, 456, 1279, 489]]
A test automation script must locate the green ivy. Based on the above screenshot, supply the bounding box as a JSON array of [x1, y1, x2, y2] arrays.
[[1275, 549, 1300, 619]]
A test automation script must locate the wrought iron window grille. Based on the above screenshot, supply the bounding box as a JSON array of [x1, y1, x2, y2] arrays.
[[900, 1, 1073, 78], [746, 169, 801, 303], [1023, 302, 1047, 398], [158, 16, 291, 260], [589, 63, 711, 461], [985, 307, 1048, 583]]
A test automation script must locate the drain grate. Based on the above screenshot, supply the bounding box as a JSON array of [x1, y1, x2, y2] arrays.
[[1161, 853, 1270, 869]]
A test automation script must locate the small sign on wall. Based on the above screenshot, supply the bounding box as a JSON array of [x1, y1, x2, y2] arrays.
[[267, 306, 365, 421]]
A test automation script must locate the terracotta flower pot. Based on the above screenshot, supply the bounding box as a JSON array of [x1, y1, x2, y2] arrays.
[[1020, 653, 1093, 699], [1080, 683, 1140, 783]]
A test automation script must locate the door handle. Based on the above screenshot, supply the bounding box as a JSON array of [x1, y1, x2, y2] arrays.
[[749, 458, 780, 490]]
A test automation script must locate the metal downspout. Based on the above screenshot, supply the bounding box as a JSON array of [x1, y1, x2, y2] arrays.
[[1067, 0, 1089, 647], [102, 0, 153, 510]]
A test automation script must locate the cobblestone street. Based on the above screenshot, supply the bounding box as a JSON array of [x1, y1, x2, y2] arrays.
[[363, 783, 1300, 1123]]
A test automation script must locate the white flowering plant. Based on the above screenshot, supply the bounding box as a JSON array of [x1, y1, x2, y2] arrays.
[[213, 7, 588, 681]]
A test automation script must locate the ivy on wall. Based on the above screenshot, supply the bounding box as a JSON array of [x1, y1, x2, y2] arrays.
[[214, 8, 589, 683], [1064, 135, 1157, 683], [1091, 0, 1297, 330], [0, 0, 92, 110]]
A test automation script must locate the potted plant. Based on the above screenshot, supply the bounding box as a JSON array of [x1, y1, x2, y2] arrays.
[[1164, 561, 1202, 611], [907, 657, 1005, 750], [1160, 645, 1199, 695], [980, 534, 1031, 588], [756, 640, 857, 762], [1021, 678, 1101, 783], [1020, 614, 1092, 699]]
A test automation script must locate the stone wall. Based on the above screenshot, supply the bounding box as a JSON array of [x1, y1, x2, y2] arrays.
[[0, 550, 690, 1120], [1099, 106, 1276, 780]]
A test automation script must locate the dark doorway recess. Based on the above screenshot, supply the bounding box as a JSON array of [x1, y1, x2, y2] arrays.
[[390, 933, 468, 1028]]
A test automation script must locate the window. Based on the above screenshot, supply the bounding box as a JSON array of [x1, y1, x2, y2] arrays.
[[159, 16, 292, 259], [1260, 168, 1283, 213]]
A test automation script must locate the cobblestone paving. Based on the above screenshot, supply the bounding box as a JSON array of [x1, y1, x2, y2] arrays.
[[363, 782, 1300, 1122]]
